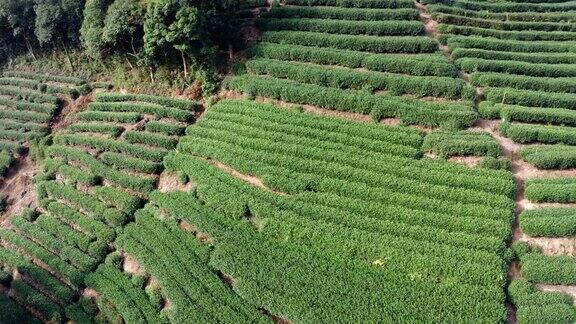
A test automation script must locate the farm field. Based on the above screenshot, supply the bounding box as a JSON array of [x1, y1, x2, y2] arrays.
[[0, 0, 575, 323]]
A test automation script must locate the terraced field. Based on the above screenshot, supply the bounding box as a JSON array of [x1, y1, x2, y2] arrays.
[[0, 0, 576, 323]]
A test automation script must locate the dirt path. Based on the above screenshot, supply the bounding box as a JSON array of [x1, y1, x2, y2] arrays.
[[414, 4, 526, 322]]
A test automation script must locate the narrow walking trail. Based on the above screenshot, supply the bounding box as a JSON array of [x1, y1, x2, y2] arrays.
[[414, 3, 528, 322]]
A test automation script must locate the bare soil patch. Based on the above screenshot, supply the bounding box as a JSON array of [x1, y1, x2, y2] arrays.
[[537, 284, 576, 302], [522, 234, 576, 256], [207, 159, 288, 196], [0, 155, 39, 227], [157, 172, 195, 193]]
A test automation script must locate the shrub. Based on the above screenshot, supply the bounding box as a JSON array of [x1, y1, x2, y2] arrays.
[[447, 35, 576, 53], [283, 0, 415, 9], [457, 58, 576, 78], [262, 31, 438, 53], [95, 92, 198, 111], [422, 131, 501, 158], [258, 18, 425, 36], [501, 104, 576, 126], [439, 24, 576, 41], [525, 177, 576, 203], [452, 47, 576, 65], [521, 145, 576, 169], [261, 6, 419, 21], [224, 75, 477, 129], [249, 42, 457, 77], [245, 58, 469, 99], [471, 72, 576, 94], [485, 88, 576, 110], [520, 208, 576, 237]]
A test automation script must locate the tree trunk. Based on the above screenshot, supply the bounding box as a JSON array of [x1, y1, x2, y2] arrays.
[[149, 66, 155, 83], [181, 50, 188, 79], [24, 37, 36, 60], [63, 43, 74, 70]]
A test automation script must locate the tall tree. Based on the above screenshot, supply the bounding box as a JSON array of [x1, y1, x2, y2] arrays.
[[143, 0, 200, 78], [4, 0, 36, 58], [102, 0, 144, 55], [80, 0, 113, 59], [34, 0, 63, 46]]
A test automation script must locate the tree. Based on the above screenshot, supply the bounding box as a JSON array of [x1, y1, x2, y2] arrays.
[[34, 0, 63, 46], [61, 0, 86, 45], [101, 0, 144, 54], [80, 0, 113, 59], [143, 0, 200, 78], [4, 0, 36, 58]]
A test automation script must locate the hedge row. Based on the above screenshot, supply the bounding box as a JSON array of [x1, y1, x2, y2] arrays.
[[209, 229, 505, 322], [94, 186, 143, 215], [439, 24, 576, 41], [116, 209, 266, 323], [500, 104, 576, 126], [202, 100, 515, 197], [249, 42, 457, 77], [451, 48, 576, 65], [124, 130, 178, 150], [520, 145, 576, 169], [84, 265, 161, 324], [0, 119, 47, 133], [67, 122, 124, 137], [0, 108, 51, 123], [262, 31, 439, 53], [3, 70, 86, 86], [261, 6, 420, 21], [0, 150, 12, 176], [0, 96, 56, 115], [245, 58, 471, 99], [100, 151, 163, 174], [224, 75, 477, 128], [485, 87, 576, 110], [521, 253, 576, 285], [94, 92, 198, 111], [520, 208, 576, 237], [500, 122, 576, 145], [185, 106, 514, 213], [76, 111, 141, 123], [47, 201, 116, 242], [525, 177, 576, 202], [433, 13, 576, 32], [0, 86, 59, 105], [205, 100, 424, 147], [144, 120, 185, 136], [164, 154, 510, 264], [447, 36, 576, 53], [457, 58, 576, 78], [2, 221, 85, 287], [422, 131, 501, 158], [43, 180, 129, 228], [10, 280, 62, 322], [509, 278, 576, 324], [471, 72, 576, 94], [46, 144, 156, 193], [0, 234, 77, 297], [258, 18, 424, 36], [54, 133, 167, 162], [429, 4, 576, 22], [452, 0, 576, 13], [89, 102, 192, 122], [283, 0, 415, 8]]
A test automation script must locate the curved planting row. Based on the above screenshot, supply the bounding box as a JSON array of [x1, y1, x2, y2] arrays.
[[142, 99, 518, 322], [0, 92, 199, 322], [228, 0, 476, 128], [427, 0, 576, 321]]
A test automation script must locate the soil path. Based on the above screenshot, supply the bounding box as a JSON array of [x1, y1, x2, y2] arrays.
[[414, 4, 526, 322]]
